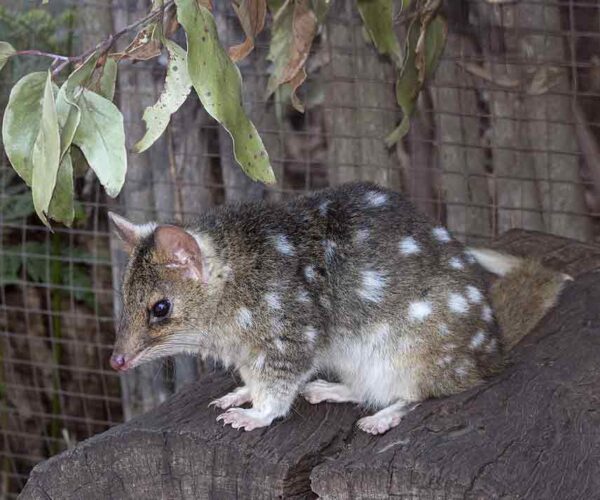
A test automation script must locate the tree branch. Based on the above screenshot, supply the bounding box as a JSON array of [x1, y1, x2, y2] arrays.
[[13, 0, 175, 76]]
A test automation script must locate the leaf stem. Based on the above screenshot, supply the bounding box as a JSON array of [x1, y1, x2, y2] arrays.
[[13, 0, 175, 76]]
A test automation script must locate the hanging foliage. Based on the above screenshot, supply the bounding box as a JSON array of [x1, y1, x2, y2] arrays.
[[0, 0, 447, 227]]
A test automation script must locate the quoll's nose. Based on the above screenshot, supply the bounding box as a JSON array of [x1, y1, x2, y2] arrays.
[[110, 354, 126, 371]]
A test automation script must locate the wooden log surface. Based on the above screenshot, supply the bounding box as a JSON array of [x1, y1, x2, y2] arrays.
[[20, 230, 600, 499]]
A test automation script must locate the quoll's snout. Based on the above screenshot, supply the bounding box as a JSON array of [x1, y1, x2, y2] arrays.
[[109, 353, 128, 372]]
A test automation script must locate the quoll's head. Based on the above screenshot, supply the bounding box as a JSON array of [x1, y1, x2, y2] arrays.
[[108, 212, 213, 372]]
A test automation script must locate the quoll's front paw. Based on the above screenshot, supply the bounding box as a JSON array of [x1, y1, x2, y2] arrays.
[[208, 386, 251, 410], [216, 408, 273, 431]]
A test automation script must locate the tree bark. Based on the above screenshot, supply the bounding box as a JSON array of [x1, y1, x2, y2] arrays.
[[21, 231, 600, 500], [431, 33, 492, 244], [324, 0, 399, 188], [214, 2, 276, 203], [111, 0, 170, 419], [475, 1, 593, 241]]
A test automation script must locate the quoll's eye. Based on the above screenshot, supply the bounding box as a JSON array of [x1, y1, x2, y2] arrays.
[[151, 299, 171, 320]]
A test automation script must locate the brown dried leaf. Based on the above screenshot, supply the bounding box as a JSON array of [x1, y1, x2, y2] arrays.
[[198, 0, 213, 9], [283, 0, 316, 82], [115, 26, 162, 61], [163, 5, 180, 37], [266, 0, 318, 111], [526, 66, 563, 96], [456, 61, 520, 88], [288, 66, 307, 112], [229, 0, 267, 62]]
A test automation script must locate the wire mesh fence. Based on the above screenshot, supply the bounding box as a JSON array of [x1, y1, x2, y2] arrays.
[[1, 0, 600, 496]]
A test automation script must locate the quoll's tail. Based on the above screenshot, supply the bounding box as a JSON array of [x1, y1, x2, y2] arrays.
[[466, 248, 572, 351]]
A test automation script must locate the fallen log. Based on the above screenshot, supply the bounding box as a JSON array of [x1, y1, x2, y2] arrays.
[[20, 230, 600, 499]]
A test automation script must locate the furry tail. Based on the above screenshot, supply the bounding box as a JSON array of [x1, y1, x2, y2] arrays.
[[466, 248, 572, 350]]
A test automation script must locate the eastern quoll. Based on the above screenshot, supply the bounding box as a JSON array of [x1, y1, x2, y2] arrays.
[[109, 182, 569, 434]]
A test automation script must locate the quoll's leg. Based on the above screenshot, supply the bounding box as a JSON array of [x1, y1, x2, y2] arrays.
[[301, 379, 359, 404], [357, 399, 418, 435], [208, 385, 251, 409], [217, 350, 313, 431]]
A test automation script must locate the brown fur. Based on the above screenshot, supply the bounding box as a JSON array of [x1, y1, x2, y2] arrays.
[[490, 259, 569, 351], [108, 183, 570, 434]]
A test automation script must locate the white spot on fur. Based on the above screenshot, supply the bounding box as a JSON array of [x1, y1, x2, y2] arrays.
[[357, 270, 387, 303], [464, 251, 477, 264], [408, 300, 432, 322], [253, 352, 266, 370], [470, 330, 487, 349], [448, 293, 469, 315], [323, 239, 337, 263], [432, 226, 451, 243], [319, 200, 330, 216], [274, 338, 285, 352], [365, 191, 387, 207], [455, 363, 470, 378], [271, 318, 284, 336], [304, 326, 318, 345], [372, 322, 391, 340], [437, 354, 454, 367], [466, 285, 483, 304], [264, 292, 282, 310], [296, 288, 310, 304], [449, 256, 464, 270], [486, 338, 498, 353], [482, 304, 493, 323], [438, 323, 449, 336], [319, 296, 331, 309], [354, 228, 370, 244], [271, 234, 295, 256], [304, 265, 316, 282], [236, 307, 253, 330], [399, 236, 420, 255]]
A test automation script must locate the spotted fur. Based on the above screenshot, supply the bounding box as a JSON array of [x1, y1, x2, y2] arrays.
[[110, 182, 566, 435]]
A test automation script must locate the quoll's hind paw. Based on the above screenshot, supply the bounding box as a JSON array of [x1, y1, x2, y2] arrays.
[[356, 414, 403, 435], [216, 408, 272, 431], [356, 400, 416, 435], [208, 387, 251, 409]]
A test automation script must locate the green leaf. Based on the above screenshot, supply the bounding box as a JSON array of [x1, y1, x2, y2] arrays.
[[385, 15, 447, 147], [31, 71, 61, 228], [96, 58, 118, 101], [175, 0, 275, 184], [311, 0, 330, 23], [2, 72, 48, 186], [72, 89, 127, 197], [21, 242, 49, 283], [356, 0, 401, 64], [65, 52, 99, 97], [385, 23, 418, 147], [64, 265, 95, 308], [0, 41, 15, 72], [0, 250, 21, 284], [0, 192, 34, 221], [134, 39, 192, 153], [415, 16, 448, 85], [47, 153, 74, 226], [56, 52, 100, 159], [56, 85, 80, 159]]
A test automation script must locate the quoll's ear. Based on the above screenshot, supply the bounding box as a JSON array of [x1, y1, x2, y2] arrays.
[[108, 212, 157, 254], [154, 225, 204, 282]]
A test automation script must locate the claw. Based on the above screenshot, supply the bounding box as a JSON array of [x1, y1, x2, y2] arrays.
[[216, 408, 272, 431]]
